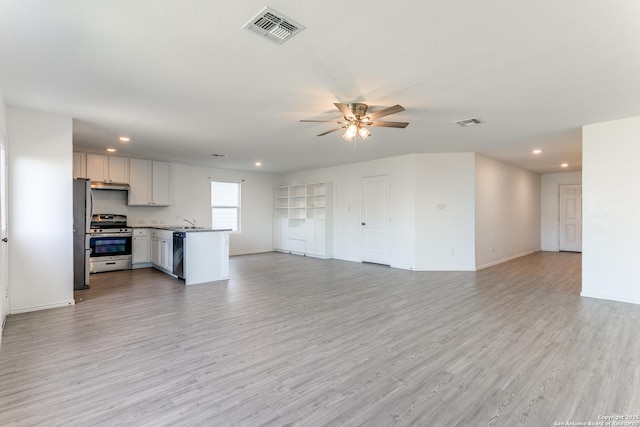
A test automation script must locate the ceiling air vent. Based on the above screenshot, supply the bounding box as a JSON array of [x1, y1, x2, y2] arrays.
[[243, 7, 305, 45], [455, 117, 483, 127]]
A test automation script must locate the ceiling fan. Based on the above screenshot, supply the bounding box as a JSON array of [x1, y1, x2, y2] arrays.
[[300, 103, 409, 142]]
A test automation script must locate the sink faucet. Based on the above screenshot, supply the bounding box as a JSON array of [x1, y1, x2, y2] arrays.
[[183, 218, 196, 228]]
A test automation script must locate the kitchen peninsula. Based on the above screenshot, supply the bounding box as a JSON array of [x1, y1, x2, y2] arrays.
[[133, 226, 230, 285]]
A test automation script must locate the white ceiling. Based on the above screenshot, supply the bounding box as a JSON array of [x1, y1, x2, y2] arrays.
[[1, 1, 639, 174]]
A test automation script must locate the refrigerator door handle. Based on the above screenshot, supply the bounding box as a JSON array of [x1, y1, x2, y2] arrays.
[[85, 248, 91, 286], [87, 187, 94, 233]]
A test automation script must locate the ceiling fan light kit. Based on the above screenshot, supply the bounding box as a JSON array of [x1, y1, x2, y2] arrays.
[[301, 102, 409, 150]]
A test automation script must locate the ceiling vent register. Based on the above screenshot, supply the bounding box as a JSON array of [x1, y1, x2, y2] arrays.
[[455, 117, 483, 127], [243, 7, 305, 45]]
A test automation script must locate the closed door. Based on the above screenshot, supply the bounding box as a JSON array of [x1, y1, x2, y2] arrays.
[[559, 184, 582, 252], [362, 175, 391, 265]]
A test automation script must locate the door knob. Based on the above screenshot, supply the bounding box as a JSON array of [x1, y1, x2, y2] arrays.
[[2, 238, 7, 242], [361, 222, 366, 226]]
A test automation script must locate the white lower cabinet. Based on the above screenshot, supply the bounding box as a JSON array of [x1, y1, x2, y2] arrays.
[[132, 229, 151, 266], [305, 219, 326, 257], [150, 229, 174, 273]]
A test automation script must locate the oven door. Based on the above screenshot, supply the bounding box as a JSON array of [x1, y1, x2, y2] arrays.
[[89, 233, 132, 273]]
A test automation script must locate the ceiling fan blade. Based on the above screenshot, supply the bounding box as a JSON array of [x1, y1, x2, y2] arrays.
[[334, 103, 354, 119], [317, 126, 345, 136], [366, 105, 405, 121], [368, 121, 410, 128], [300, 120, 343, 123]]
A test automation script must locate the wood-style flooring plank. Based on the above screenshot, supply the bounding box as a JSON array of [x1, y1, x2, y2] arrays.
[[1, 251, 639, 426]]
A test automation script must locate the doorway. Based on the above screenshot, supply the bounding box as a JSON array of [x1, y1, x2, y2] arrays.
[[361, 175, 391, 265], [558, 184, 582, 252]]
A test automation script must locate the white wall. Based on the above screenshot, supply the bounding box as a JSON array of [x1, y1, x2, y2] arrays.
[[283, 153, 481, 271], [93, 162, 278, 256], [283, 154, 417, 269], [540, 171, 582, 251], [8, 108, 74, 313], [475, 154, 541, 269], [582, 116, 640, 304], [0, 89, 7, 338], [0, 89, 5, 131], [414, 153, 476, 270]]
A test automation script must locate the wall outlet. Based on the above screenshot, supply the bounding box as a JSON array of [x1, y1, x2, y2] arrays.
[[151, 220, 158, 225]]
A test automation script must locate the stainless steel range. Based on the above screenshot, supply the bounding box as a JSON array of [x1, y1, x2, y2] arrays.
[[89, 214, 133, 273]]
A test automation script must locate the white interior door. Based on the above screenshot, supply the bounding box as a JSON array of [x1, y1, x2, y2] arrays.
[[362, 175, 391, 265], [559, 184, 582, 252], [0, 134, 9, 332]]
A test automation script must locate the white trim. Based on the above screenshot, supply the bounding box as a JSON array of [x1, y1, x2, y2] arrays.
[[408, 264, 476, 272], [9, 300, 74, 314], [0, 314, 6, 345], [475, 250, 538, 270], [580, 291, 640, 306]]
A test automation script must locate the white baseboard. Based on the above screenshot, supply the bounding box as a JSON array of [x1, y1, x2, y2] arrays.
[[475, 250, 538, 271], [9, 300, 75, 314], [0, 314, 6, 345], [580, 291, 640, 306], [409, 265, 476, 272]]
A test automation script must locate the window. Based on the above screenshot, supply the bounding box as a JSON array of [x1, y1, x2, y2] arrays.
[[211, 181, 241, 232]]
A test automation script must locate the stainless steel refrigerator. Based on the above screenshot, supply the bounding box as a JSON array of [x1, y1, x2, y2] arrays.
[[73, 178, 92, 290]]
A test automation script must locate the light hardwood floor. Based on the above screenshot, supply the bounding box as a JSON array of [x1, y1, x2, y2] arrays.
[[1, 251, 639, 426]]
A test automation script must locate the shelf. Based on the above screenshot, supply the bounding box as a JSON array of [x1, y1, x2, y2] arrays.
[[274, 187, 289, 198], [290, 185, 306, 197], [273, 182, 333, 259], [307, 183, 326, 196], [307, 208, 326, 219]]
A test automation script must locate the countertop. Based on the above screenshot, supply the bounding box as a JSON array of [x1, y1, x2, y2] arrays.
[[132, 226, 232, 233]]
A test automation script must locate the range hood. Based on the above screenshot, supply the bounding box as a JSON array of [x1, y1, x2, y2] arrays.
[[90, 181, 130, 191]]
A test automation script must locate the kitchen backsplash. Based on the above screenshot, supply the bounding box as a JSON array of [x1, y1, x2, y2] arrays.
[[92, 189, 188, 227]]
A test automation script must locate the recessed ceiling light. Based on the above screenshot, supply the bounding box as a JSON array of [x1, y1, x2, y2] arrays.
[[532, 149, 542, 154], [106, 148, 117, 153], [561, 163, 569, 168], [255, 161, 262, 167], [118, 136, 130, 142]]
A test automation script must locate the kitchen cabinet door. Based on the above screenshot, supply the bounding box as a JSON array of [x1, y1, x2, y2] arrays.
[[150, 236, 161, 266], [129, 158, 152, 205], [161, 238, 172, 272], [86, 154, 108, 181], [132, 230, 150, 264], [108, 156, 129, 183], [73, 152, 87, 179], [151, 161, 172, 206], [128, 159, 171, 206], [86, 154, 129, 183]]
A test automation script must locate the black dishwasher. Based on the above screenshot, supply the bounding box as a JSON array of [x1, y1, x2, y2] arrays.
[[173, 232, 186, 279]]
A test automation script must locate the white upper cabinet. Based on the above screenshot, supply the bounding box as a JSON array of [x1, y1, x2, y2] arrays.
[[128, 158, 152, 205], [73, 152, 87, 179], [128, 158, 172, 206], [86, 154, 129, 183], [151, 161, 172, 206]]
